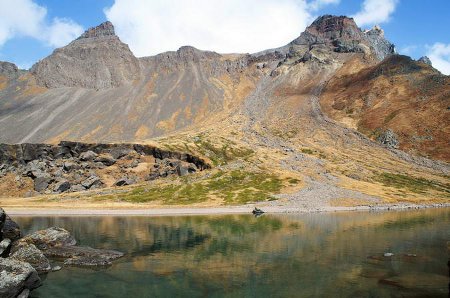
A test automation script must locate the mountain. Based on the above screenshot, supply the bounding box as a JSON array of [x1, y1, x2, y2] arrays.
[[0, 15, 448, 204]]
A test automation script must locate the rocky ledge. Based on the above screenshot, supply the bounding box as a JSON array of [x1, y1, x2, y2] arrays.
[[0, 208, 124, 297], [0, 141, 210, 196]]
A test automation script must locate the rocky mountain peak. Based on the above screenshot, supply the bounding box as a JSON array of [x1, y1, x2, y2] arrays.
[[31, 21, 140, 90], [306, 15, 361, 40], [291, 15, 395, 61], [418, 56, 432, 66], [77, 21, 116, 40]]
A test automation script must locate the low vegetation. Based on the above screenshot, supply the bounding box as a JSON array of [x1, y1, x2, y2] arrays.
[[375, 172, 450, 197], [105, 170, 290, 205]]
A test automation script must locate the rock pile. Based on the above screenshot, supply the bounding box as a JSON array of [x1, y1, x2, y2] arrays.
[[0, 141, 210, 196], [0, 208, 124, 297]]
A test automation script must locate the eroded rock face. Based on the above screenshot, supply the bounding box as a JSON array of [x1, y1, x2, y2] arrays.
[[31, 22, 141, 90], [0, 258, 41, 298]]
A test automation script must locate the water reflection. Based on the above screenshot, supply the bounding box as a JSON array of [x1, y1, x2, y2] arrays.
[[14, 208, 450, 298]]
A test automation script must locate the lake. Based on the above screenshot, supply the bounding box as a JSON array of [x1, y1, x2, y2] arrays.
[[14, 208, 450, 297]]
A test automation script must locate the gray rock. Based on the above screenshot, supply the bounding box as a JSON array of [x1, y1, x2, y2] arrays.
[[70, 184, 86, 192], [10, 241, 52, 273], [2, 215, 21, 241], [0, 258, 41, 298], [17, 289, 30, 298], [44, 245, 124, 267], [0, 61, 20, 79], [21, 227, 76, 250], [63, 161, 79, 171], [81, 175, 103, 189], [79, 150, 98, 161], [377, 129, 399, 149], [33, 176, 52, 192], [54, 180, 71, 193], [52, 265, 62, 272]]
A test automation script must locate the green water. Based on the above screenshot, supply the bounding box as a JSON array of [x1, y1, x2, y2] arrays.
[[14, 208, 450, 297]]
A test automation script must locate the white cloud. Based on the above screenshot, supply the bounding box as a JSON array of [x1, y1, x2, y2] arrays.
[[353, 0, 399, 27], [308, 0, 340, 11], [105, 0, 341, 57], [0, 0, 83, 48], [426, 43, 450, 75], [399, 45, 417, 56]]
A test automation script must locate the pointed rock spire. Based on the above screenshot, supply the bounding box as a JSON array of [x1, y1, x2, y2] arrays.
[[77, 21, 116, 40]]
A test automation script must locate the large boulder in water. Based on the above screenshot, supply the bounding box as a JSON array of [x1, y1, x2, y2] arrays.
[[21, 227, 76, 250], [0, 258, 41, 298], [10, 241, 52, 273]]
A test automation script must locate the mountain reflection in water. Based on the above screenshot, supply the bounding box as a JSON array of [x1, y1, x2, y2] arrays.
[[15, 208, 450, 298]]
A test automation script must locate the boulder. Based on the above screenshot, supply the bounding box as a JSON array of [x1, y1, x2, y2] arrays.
[[79, 150, 98, 161], [377, 129, 399, 149], [114, 178, 134, 187], [81, 175, 103, 189], [0, 258, 41, 298], [34, 176, 52, 192], [44, 245, 124, 267], [10, 241, 52, 273], [94, 154, 116, 166], [70, 184, 85, 192], [21, 227, 76, 250], [2, 216, 21, 241], [54, 180, 71, 193], [63, 161, 79, 172], [0, 207, 6, 234]]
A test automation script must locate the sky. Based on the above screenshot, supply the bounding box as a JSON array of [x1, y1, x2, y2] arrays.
[[0, 0, 449, 75]]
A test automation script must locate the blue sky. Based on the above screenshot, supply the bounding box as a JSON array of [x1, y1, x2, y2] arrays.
[[0, 0, 449, 74]]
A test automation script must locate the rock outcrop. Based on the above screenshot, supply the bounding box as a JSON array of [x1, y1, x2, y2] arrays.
[[418, 56, 432, 66], [0, 141, 210, 196], [0, 258, 41, 298], [31, 22, 141, 90]]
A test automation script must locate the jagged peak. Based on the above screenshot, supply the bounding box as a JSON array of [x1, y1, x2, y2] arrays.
[[77, 21, 116, 40]]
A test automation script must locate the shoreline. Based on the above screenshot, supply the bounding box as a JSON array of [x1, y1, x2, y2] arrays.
[[4, 203, 450, 216]]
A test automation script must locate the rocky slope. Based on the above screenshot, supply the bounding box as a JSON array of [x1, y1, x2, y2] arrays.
[[0, 15, 448, 204]]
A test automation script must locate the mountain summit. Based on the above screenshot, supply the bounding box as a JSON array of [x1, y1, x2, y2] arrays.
[[30, 21, 141, 90]]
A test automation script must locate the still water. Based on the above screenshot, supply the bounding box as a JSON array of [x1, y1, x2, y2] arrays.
[[14, 208, 450, 297]]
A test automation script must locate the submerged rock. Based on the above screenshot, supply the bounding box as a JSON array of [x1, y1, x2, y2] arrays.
[[0, 258, 41, 298], [44, 246, 124, 267]]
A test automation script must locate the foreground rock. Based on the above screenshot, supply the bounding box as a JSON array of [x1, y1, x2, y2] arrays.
[[0, 258, 41, 298], [10, 241, 52, 273]]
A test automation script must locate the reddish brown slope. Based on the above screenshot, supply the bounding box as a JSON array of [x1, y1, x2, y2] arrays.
[[320, 55, 450, 162]]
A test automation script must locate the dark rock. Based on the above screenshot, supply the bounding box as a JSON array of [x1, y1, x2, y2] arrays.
[[252, 208, 265, 215], [0, 207, 6, 235], [110, 148, 131, 160], [81, 175, 103, 189], [44, 245, 124, 267], [0, 258, 41, 298], [114, 178, 134, 187], [21, 227, 76, 250], [2, 215, 21, 241], [54, 180, 71, 193], [10, 241, 52, 273]]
